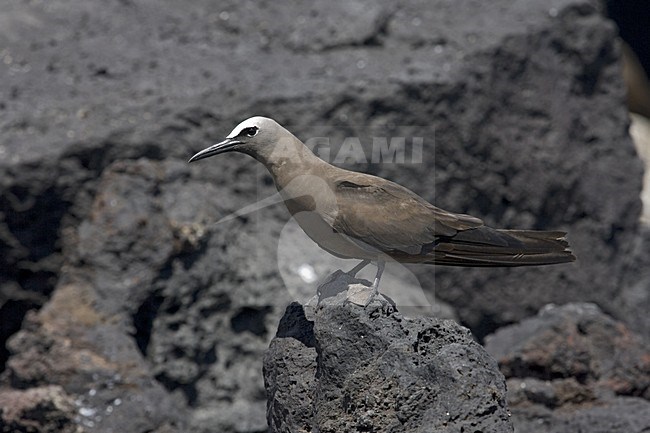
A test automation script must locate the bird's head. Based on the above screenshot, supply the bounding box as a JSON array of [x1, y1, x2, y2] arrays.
[[188, 116, 292, 163]]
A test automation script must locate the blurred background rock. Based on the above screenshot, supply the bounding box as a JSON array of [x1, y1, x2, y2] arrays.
[[1, 0, 649, 432]]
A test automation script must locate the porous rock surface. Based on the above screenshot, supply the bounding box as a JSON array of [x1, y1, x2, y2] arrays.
[[485, 303, 650, 433], [0, 386, 79, 433], [264, 296, 513, 433], [1, 0, 648, 432]]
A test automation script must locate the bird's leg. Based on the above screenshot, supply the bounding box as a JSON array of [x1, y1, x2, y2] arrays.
[[364, 260, 386, 307], [371, 260, 385, 294], [346, 259, 370, 277]]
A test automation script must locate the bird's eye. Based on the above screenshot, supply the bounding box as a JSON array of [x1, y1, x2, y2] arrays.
[[241, 126, 258, 137]]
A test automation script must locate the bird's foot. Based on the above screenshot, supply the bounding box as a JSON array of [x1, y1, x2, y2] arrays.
[[314, 267, 395, 311], [316, 270, 355, 304], [346, 284, 396, 310]]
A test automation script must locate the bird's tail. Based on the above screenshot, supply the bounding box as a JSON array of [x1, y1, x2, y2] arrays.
[[430, 228, 576, 267]]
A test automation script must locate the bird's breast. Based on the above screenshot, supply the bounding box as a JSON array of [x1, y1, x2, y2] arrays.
[[276, 173, 338, 217], [283, 195, 317, 215], [290, 210, 380, 260]]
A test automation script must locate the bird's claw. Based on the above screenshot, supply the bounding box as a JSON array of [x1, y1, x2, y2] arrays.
[[346, 284, 396, 311]]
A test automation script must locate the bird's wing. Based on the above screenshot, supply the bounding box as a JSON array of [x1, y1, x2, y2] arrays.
[[330, 175, 483, 254]]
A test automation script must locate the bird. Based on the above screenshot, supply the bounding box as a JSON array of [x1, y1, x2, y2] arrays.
[[189, 116, 575, 305]]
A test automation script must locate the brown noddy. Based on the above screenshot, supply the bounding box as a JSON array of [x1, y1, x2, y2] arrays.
[[189, 116, 575, 303]]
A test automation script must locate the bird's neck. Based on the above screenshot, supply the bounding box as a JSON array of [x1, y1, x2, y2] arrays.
[[251, 136, 329, 189]]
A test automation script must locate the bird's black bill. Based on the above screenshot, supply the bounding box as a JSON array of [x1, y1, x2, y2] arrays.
[[188, 138, 242, 163]]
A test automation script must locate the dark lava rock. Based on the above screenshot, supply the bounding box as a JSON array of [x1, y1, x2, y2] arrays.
[[485, 303, 650, 432], [3, 158, 285, 432], [264, 295, 513, 433], [2, 281, 186, 433], [0, 386, 78, 433], [0, 0, 648, 432], [512, 396, 650, 433]]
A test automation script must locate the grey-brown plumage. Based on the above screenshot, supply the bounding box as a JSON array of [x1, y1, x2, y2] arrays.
[[189, 117, 575, 300]]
